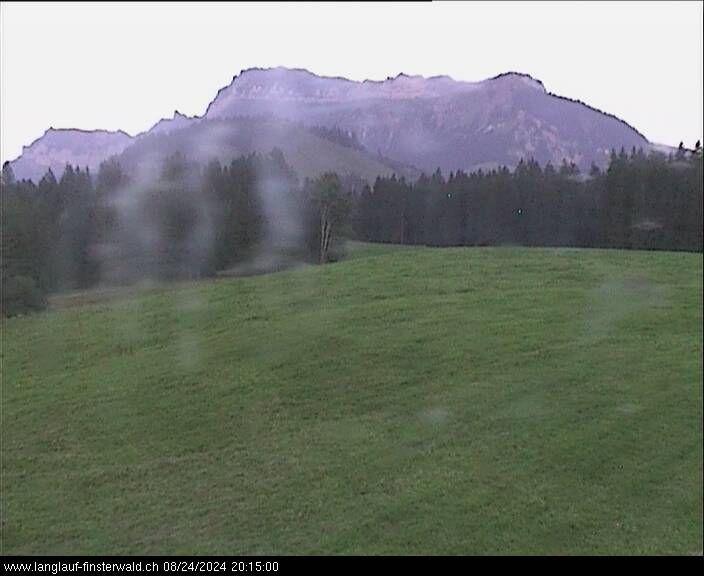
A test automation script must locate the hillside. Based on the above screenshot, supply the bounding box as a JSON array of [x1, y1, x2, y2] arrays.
[[2, 245, 701, 554], [114, 116, 398, 182]]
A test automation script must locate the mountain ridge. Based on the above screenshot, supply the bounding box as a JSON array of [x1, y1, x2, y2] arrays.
[[7, 67, 662, 182]]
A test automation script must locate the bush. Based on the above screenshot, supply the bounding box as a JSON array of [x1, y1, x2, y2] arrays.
[[1, 275, 48, 317]]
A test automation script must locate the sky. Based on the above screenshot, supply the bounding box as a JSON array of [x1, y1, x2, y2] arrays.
[[1, 1, 702, 163]]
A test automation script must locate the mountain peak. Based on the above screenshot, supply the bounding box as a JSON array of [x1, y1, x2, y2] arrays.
[[489, 71, 546, 91], [391, 72, 421, 80], [143, 109, 195, 137]]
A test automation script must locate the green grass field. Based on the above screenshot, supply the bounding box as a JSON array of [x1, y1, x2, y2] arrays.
[[1, 244, 702, 555]]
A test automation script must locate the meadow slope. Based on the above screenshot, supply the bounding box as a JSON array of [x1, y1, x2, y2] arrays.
[[1, 245, 702, 554]]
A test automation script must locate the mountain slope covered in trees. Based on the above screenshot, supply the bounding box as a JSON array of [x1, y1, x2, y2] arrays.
[[114, 116, 400, 182]]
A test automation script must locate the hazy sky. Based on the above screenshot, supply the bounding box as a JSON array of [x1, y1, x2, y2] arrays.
[[1, 1, 702, 163]]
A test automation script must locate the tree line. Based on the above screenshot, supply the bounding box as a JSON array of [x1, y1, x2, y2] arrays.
[[355, 147, 702, 252], [1, 144, 701, 317], [1, 149, 351, 316]]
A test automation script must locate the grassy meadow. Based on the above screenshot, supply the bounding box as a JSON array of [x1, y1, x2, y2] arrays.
[[1, 244, 702, 554]]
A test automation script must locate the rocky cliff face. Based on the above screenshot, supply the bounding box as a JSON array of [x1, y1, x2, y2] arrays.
[[204, 68, 648, 173]]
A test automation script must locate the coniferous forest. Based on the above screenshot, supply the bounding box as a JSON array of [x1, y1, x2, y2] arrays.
[[1, 145, 702, 317], [357, 147, 703, 251]]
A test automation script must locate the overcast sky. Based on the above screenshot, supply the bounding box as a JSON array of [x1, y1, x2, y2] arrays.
[[1, 1, 702, 163]]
